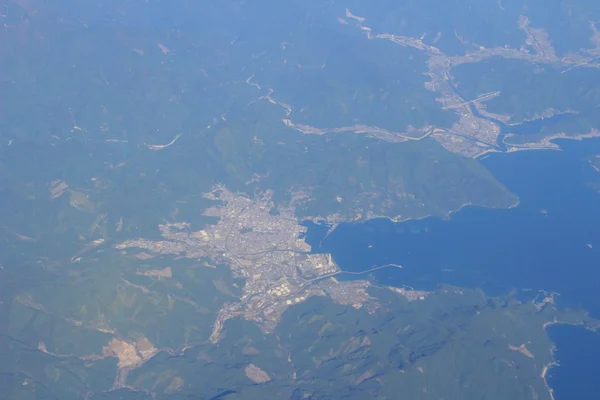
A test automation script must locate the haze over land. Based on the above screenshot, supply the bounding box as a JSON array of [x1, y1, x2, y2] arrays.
[[2, 0, 600, 399]]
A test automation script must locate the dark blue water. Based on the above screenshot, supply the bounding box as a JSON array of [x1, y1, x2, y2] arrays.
[[547, 325, 600, 400], [307, 138, 600, 398], [310, 138, 600, 311]]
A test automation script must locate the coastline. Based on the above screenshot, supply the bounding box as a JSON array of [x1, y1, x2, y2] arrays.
[[305, 130, 600, 241], [541, 320, 599, 400], [306, 196, 521, 240], [502, 128, 600, 153], [303, 134, 600, 400]]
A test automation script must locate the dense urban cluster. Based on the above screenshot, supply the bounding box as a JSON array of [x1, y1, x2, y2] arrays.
[[117, 186, 401, 341]]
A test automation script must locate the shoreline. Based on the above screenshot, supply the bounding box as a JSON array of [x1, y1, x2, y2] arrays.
[[541, 321, 593, 400], [501, 129, 600, 153], [306, 131, 600, 240], [541, 320, 600, 400], [301, 135, 600, 400], [306, 196, 521, 241]]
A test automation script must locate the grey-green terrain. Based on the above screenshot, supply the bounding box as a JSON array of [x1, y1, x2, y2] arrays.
[[2, 0, 600, 398]]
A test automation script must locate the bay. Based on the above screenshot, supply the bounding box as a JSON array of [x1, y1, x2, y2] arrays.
[[307, 138, 600, 399]]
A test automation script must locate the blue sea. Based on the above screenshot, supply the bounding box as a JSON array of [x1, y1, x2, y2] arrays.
[[547, 325, 600, 399], [307, 138, 600, 399]]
